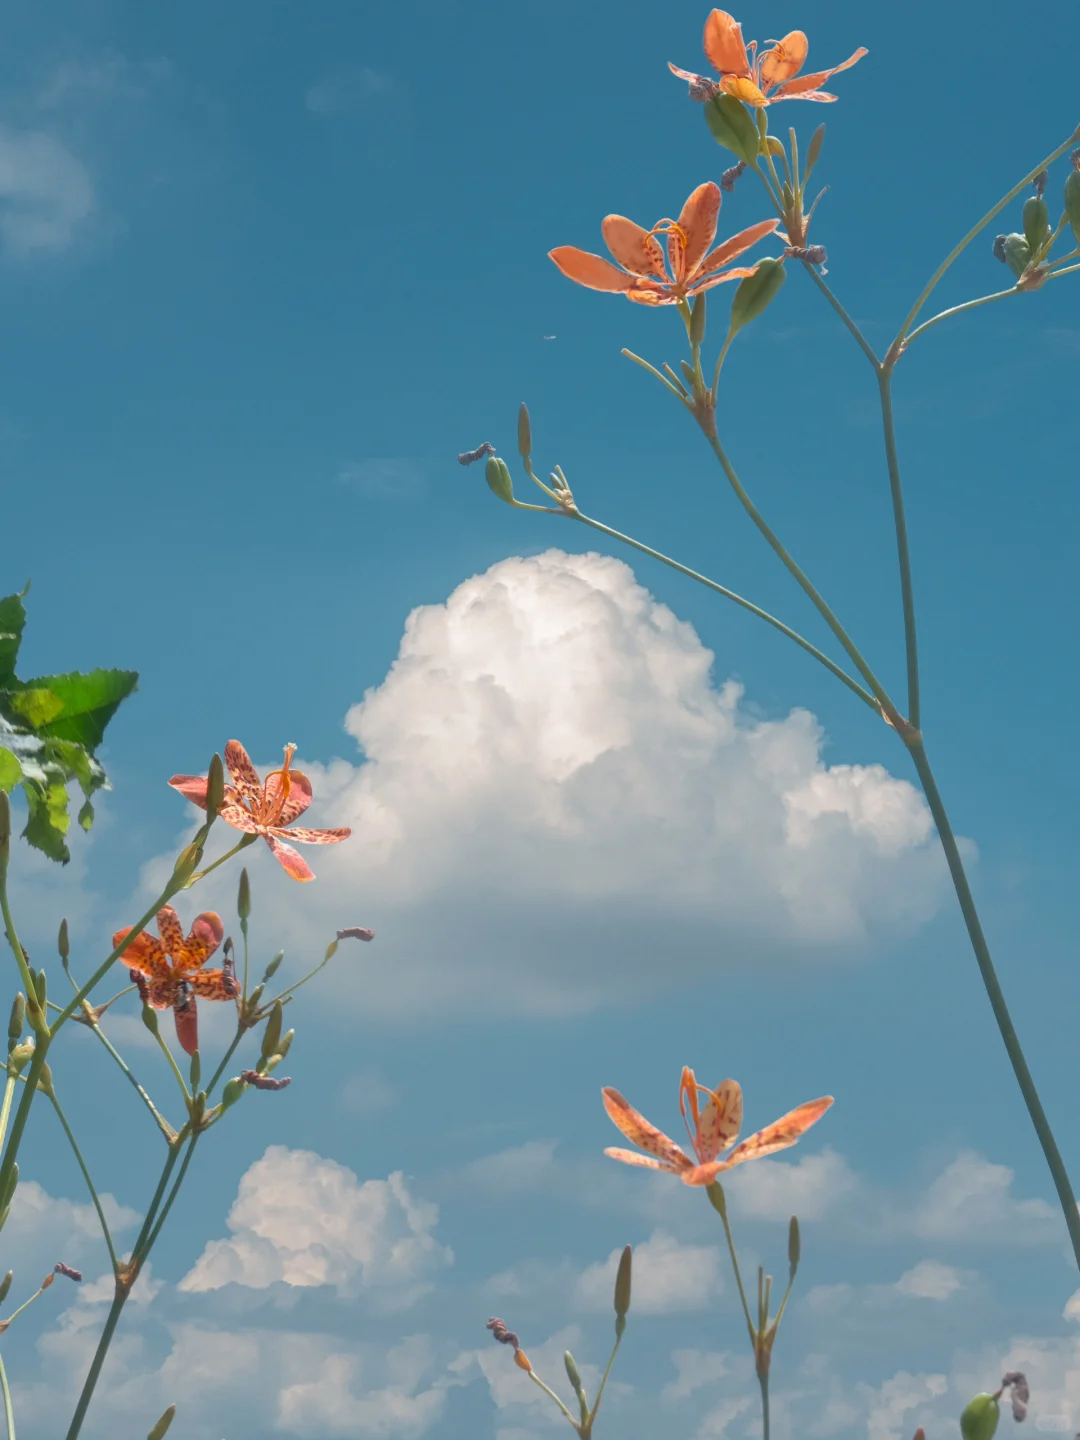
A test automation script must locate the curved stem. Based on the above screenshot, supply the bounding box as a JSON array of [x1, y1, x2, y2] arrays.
[[893, 128, 1080, 345], [876, 371, 920, 729], [0, 1040, 49, 1224], [47, 1090, 118, 1272], [0, 1351, 13, 1440], [799, 265, 881, 370], [153, 1029, 190, 1103], [0, 1076, 15, 1158], [205, 1026, 247, 1099], [526, 1370, 578, 1430], [188, 831, 257, 885], [568, 510, 878, 710], [908, 740, 1080, 1269], [703, 434, 898, 718], [902, 286, 1019, 351]]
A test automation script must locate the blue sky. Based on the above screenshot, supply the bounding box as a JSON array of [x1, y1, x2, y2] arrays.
[[2, 0, 1080, 1435]]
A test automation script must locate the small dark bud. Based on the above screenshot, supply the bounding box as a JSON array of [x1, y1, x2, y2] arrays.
[[54, 1262, 82, 1282], [239, 1069, 291, 1091], [336, 927, 375, 942], [486, 1317, 520, 1350], [784, 244, 828, 268], [57, 919, 70, 965], [688, 75, 721, 102], [993, 234, 1009, 263], [1032, 169, 1048, 197]]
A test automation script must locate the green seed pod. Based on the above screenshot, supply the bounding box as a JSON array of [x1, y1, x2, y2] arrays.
[[262, 951, 284, 982], [782, 181, 795, 211], [788, 1215, 801, 1277], [485, 456, 515, 505], [147, 1404, 177, 1440], [705, 94, 760, 166], [1002, 233, 1031, 279], [804, 124, 825, 177], [1022, 195, 1051, 254], [205, 753, 225, 815], [221, 1076, 247, 1111], [0, 1271, 11, 1305], [247, 983, 265, 1011], [141, 1003, 160, 1037], [261, 1001, 284, 1062], [706, 1180, 729, 1221], [324, 938, 339, 963], [679, 359, 697, 390], [517, 403, 532, 459], [57, 918, 70, 965], [237, 868, 251, 923], [275, 1028, 295, 1061], [760, 134, 785, 159], [614, 1243, 632, 1325], [7, 994, 24, 1044], [189, 1050, 201, 1092], [1064, 167, 1080, 246], [37, 1062, 54, 1097], [960, 1394, 1000, 1440], [690, 292, 707, 347], [33, 970, 46, 1006], [728, 257, 786, 338], [8, 1041, 33, 1074]]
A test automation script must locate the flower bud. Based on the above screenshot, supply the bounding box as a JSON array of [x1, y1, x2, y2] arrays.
[[147, 1403, 177, 1439], [205, 753, 225, 815], [37, 1062, 54, 1097], [237, 868, 251, 923], [33, 970, 46, 1007], [247, 983, 265, 1011], [8, 1042, 33, 1074], [171, 843, 203, 885], [275, 1028, 295, 1061], [0, 1272, 11, 1306], [788, 1215, 800, 1277], [704, 94, 759, 166], [517, 403, 532, 460], [324, 939, 339, 963], [262, 951, 284, 982], [7, 994, 24, 1045], [690, 293, 707, 347], [141, 1004, 160, 1037], [57, 919, 69, 966], [220, 1076, 247, 1111], [1022, 195, 1050, 254], [1064, 161, 1080, 246], [728, 258, 786, 338], [614, 1243, 632, 1334], [564, 1352, 588, 1420], [804, 124, 825, 177], [485, 456, 515, 505], [760, 134, 785, 159], [1001, 233, 1031, 279], [513, 1349, 532, 1373], [261, 1001, 284, 1062], [960, 1393, 1000, 1440]]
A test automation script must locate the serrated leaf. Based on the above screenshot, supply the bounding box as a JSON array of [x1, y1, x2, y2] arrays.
[[23, 782, 72, 863], [16, 669, 138, 748], [0, 593, 27, 688], [6, 687, 65, 727], [0, 747, 20, 790], [78, 798, 94, 830]]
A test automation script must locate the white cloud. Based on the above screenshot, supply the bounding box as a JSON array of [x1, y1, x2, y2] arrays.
[[340, 1070, 397, 1115], [912, 1152, 1057, 1244], [576, 1231, 721, 1315], [894, 1260, 964, 1301], [171, 550, 950, 1020], [7, 1178, 138, 1266], [459, 1140, 559, 1193], [179, 1145, 452, 1303], [727, 1149, 859, 1223], [0, 127, 93, 254], [663, 1348, 732, 1401], [858, 1371, 949, 1440], [277, 1337, 449, 1439]]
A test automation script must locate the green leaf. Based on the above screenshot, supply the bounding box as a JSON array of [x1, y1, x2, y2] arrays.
[[15, 668, 138, 748], [0, 747, 21, 790], [704, 94, 760, 166], [23, 781, 72, 863], [727, 257, 787, 338], [6, 687, 65, 728], [0, 591, 27, 687]]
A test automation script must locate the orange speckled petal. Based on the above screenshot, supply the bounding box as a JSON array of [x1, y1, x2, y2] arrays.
[[604, 1147, 682, 1173], [114, 927, 169, 981], [188, 967, 240, 1001], [224, 740, 263, 808], [265, 833, 316, 881], [685, 266, 759, 295], [602, 1087, 692, 1170], [772, 49, 867, 98], [668, 61, 716, 86], [681, 1160, 726, 1186], [155, 906, 185, 957], [173, 996, 199, 1056], [703, 10, 753, 77], [625, 284, 677, 305], [172, 912, 225, 973], [697, 1078, 743, 1161], [218, 800, 262, 834], [720, 74, 768, 105], [264, 769, 314, 826], [168, 774, 210, 809], [274, 825, 351, 845], [549, 246, 637, 293], [758, 31, 809, 90], [696, 218, 781, 277], [674, 183, 721, 282], [719, 1096, 834, 1169], [601, 216, 667, 280]]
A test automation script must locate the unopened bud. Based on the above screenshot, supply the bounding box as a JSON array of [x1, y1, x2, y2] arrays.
[[220, 1076, 247, 1111], [205, 754, 225, 815], [171, 843, 203, 884], [564, 1351, 588, 1420], [788, 1215, 801, 1276], [728, 257, 786, 338], [690, 293, 706, 347], [33, 970, 45, 1007], [514, 1349, 532, 1373], [141, 1004, 160, 1037], [261, 1001, 284, 1062], [614, 1243, 632, 1334], [57, 919, 69, 966], [960, 1393, 1000, 1440], [275, 1028, 295, 1061], [324, 939, 339, 963], [1022, 195, 1050, 255], [485, 456, 515, 505], [37, 1062, 54, 1097], [0, 1272, 11, 1305], [8, 1041, 33, 1073], [1064, 158, 1080, 246], [7, 994, 24, 1044], [237, 868, 251, 923], [262, 951, 284, 981], [147, 1403, 177, 1440], [188, 1050, 201, 1092], [517, 403, 532, 459]]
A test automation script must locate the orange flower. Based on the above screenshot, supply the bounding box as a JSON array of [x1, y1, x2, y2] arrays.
[[670, 11, 867, 106], [169, 739, 351, 882], [549, 182, 778, 306], [602, 1066, 832, 1186], [114, 906, 236, 1056]]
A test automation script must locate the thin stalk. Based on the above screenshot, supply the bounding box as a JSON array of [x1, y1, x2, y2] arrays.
[[142, 1135, 198, 1255], [908, 740, 1080, 1269], [81, 1022, 174, 1142], [0, 1040, 50, 1219], [152, 1029, 190, 1103], [206, 1026, 247, 1099], [587, 1334, 623, 1432], [621, 348, 686, 400], [0, 880, 37, 1018], [188, 832, 257, 885], [902, 286, 1019, 350], [799, 265, 881, 370], [894, 128, 1080, 344], [0, 1076, 15, 1157], [47, 1091, 118, 1271], [1049, 260, 1080, 279], [568, 509, 878, 710], [877, 371, 921, 729], [0, 1351, 13, 1440], [704, 433, 897, 717], [758, 1371, 771, 1440], [526, 1370, 578, 1430]]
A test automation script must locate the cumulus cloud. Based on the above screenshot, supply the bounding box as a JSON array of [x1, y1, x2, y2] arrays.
[[859, 1371, 948, 1440], [576, 1231, 722, 1315], [0, 127, 93, 254], [167, 550, 950, 1020], [727, 1149, 859, 1223], [180, 1145, 452, 1304], [894, 1260, 965, 1301], [912, 1152, 1058, 1245]]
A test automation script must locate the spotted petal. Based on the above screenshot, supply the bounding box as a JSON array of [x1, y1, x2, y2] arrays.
[[703, 9, 753, 77], [173, 996, 199, 1056], [171, 912, 225, 974], [114, 926, 169, 981], [625, 284, 679, 305], [155, 906, 185, 958], [273, 825, 352, 845], [696, 219, 781, 277], [224, 740, 264, 808], [602, 1087, 692, 1171], [549, 246, 637, 293], [265, 833, 316, 882], [758, 31, 809, 90], [264, 769, 313, 826], [168, 773, 210, 809], [601, 216, 668, 281], [772, 49, 867, 99], [189, 967, 240, 1001], [718, 1096, 834, 1170], [218, 799, 262, 835], [685, 265, 759, 296], [673, 183, 721, 284], [696, 1079, 743, 1161], [604, 1147, 683, 1174]]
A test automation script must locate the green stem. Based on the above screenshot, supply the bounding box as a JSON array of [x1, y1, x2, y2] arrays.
[[568, 510, 878, 710], [758, 1370, 771, 1440], [621, 348, 686, 401], [526, 1370, 578, 1431], [876, 370, 921, 729], [142, 1135, 198, 1255], [1049, 259, 1080, 279], [47, 1091, 118, 1272], [0, 1076, 15, 1158], [82, 1021, 174, 1142], [0, 1040, 50, 1223], [0, 1351, 14, 1440], [893, 128, 1080, 345], [908, 740, 1080, 1269], [153, 1029, 190, 1103], [799, 264, 881, 370], [205, 1026, 247, 1099], [703, 433, 897, 718], [0, 880, 38, 1024], [586, 1333, 623, 1433], [902, 286, 1019, 350], [188, 832, 257, 885]]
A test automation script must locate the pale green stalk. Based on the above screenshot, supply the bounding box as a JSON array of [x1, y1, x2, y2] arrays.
[[46, 1090, 118, 1272], [0, 1351, 13, 1440]]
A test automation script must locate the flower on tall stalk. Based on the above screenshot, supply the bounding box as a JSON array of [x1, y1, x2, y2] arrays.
[[670, 11, 867, 107], [114, 906, 236, 1056], [549, 181, 779, 305], [169, 740, 351, 882], [603, 1066, 832, 1186]]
